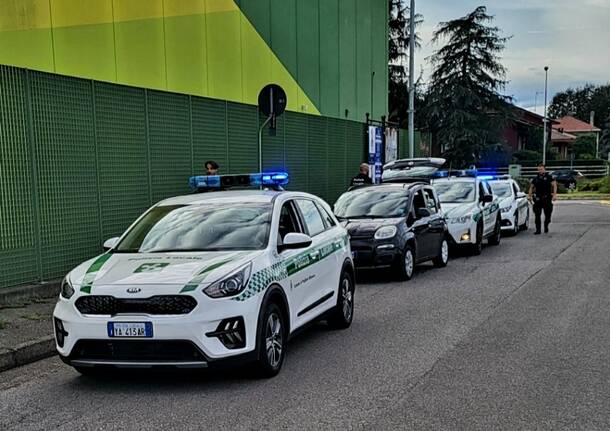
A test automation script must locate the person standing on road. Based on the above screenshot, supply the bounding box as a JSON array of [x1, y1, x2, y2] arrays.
[[528, 162, 557, 234], [205, 160, 219, 175], [350, 163, 373, 187]]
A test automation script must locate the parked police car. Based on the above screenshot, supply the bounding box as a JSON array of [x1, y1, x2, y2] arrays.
[[488, 175, 529, 235], [431, 173, 502, 254], [381, 158, 502, 255], [53, 173, 354, 377], [334, 182, 449, 280]]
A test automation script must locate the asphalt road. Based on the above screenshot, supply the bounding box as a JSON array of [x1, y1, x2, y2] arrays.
[[1, 201, 609, 430]]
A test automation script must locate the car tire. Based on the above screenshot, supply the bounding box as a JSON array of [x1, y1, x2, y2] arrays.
[[328, 270, 355, 330], [395, 245, 415, 280], [470, 223, 483, 255], [255, 302, 286, 378], [433, 238, 449, 268], [488, 217, 501, 246]]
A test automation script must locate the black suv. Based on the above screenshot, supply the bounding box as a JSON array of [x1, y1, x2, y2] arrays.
[[551, 169, 584, 190], [334, 183, 449, 280]]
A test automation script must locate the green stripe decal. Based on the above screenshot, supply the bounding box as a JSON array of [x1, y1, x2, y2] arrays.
[[233, 234, 349, 302], [179, 253, 247, 293], [79, 253, 113, 293]]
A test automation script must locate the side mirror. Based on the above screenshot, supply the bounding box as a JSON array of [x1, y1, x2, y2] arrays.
[[516, 192, 526, 199], [416, 208, 432, 219], [103, 237, 120, 251], [481, 194, 493, 203], [278, 232, 312, 252]]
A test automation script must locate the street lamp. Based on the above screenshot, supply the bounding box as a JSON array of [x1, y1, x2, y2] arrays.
[[542, 66, 549, 165]]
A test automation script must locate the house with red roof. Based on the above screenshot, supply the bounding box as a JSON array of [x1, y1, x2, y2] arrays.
[[551, 115, 601, 159]]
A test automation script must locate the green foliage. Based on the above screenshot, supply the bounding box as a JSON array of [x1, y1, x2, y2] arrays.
[[601, 114, 610, 159], [548, 84, 610, 127], [577, 175, 610, 193], [571, 135, 597, 159], [388, 0, 424, 128], [512, 150, 541, 162], [514, 176, 532, 192], [422, 6, 512, 168]]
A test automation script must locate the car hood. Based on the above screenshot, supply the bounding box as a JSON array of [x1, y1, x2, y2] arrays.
[[341, 217, 404, 237], [68, 250, 263, 292], [441, 202, 478, 218]]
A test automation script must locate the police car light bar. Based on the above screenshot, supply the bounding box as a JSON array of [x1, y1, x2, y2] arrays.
[[189, 172, 290, 191]]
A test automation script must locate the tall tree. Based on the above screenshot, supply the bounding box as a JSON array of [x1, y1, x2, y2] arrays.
[[388, 0, 423, 128], [548, 84, 610, 125], [601, 113, 610, 159], [422, 6, 511, 167]]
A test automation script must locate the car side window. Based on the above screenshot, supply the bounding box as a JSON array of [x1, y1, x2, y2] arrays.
[[316, 202, 336, 228], [484, 182, 493, 196], [296, 199, 326, 237], [423, 188, 438, 214], [478, 182, 486, 200], [512, 181, 520, 195], [278, 201, 302, 245], [412, 190, 427, 219]]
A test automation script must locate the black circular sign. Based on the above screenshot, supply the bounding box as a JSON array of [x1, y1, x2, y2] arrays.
[[258, 84, 287, 117]]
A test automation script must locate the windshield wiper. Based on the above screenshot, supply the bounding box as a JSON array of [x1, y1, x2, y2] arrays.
[[344, 215, 389, 219]]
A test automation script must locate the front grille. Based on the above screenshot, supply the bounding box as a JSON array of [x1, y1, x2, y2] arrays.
[[75, 295, 197, 316], [70, 340, 206, 361]]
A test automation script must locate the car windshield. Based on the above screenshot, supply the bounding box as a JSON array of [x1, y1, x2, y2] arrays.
[[433, 182, 475, 203], [334, 188, 409, 218], [115, 203, 272, 252], [490, 182, 512, 198]]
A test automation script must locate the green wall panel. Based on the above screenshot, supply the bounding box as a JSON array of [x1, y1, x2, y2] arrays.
[[284, 111, 308, 192], [307, 115, 328, 200], [0, 65, 368, 288], [239, 0, 271, 42], [114, 18, 166, 90], [319, 0, 340, 119], [147, 91, 192, 203], [164, 14, 208, 96], [30, 72, 100, 279], [227, 103, 258, 173], [296, 0, 320, 112], [192, 97, 228, 174], [0, 67, 38, 286], [356, 0, 372, 121], [95, 82, 150, 240], [371, 0, 388, 120], [339, 0, 357, 122], [261, 114, 285, 172]]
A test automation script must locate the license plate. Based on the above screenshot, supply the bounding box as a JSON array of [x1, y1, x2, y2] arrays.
[[107, 322, 153, 338]]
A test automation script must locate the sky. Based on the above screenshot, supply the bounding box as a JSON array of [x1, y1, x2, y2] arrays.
[[413, 0, 610, 113]]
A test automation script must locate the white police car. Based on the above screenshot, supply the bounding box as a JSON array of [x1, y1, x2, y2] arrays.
[[488, 175, 529, 235], [431, 173, 502, 255], [53, 173, 354, 377]]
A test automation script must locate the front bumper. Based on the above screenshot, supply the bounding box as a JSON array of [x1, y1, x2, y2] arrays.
[[350, 238, 401, 268], [53, 293, 261, 369], [446, 223, 475, 246], [500, 212, 515, 231]]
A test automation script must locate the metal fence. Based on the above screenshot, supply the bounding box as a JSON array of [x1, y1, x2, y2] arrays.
[[478, 162, 609, 179], [0, 65, 366, 289]]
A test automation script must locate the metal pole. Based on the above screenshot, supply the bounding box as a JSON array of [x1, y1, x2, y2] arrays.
[[258, 115, 272, 172], [408, 0, 415, 159], [542, 66, 549, 165]]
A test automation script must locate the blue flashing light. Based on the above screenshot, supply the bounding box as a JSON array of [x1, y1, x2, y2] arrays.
[[432, 171, 449, 178], [477, 175, 494, 181], [189, 171, 289, 191]]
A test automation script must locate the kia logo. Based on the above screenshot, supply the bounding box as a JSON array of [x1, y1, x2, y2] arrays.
[[126, 287, 141, 294]]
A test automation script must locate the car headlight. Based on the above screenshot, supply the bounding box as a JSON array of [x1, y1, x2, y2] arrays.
[[374, 225, 398, 240], [204, 263, 252, 298], [501, 206, 511, 213], [60, 276, 75, 299], [450, 215, 471, 224]]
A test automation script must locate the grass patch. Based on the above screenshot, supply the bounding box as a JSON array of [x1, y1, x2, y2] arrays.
[[557, 192, 610, 200]]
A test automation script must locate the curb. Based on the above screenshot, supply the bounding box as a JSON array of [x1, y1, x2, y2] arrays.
[[0, 280, 61, 307], [0, 335, 56, 372]]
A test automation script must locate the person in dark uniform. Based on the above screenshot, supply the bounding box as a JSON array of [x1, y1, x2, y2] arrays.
[[350, 163, 373, 187], [205, 160, 219, 175], [528, 162, 557, 234]]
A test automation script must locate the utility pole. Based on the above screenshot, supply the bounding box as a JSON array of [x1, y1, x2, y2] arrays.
[[542, 66, 549, 165], [408, 0, 415, 158]]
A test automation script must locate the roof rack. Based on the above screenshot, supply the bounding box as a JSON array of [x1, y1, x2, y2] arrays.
[[188, 172, 289, 193]]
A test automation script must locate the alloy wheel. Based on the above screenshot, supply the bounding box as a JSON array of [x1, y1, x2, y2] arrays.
[[441, 240, 449, 264], [265, 313, 283, 368], [404, 250, 414, 278], [341, 278, 353, 322]]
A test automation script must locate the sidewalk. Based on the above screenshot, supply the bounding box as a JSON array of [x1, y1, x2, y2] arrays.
[[0, 285, 59, 372]]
